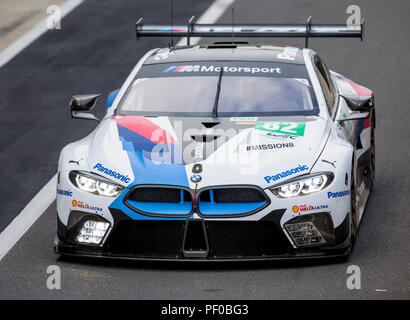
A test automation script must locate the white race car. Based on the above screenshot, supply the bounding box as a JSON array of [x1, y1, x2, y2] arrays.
[[55, 21, 375, 261]]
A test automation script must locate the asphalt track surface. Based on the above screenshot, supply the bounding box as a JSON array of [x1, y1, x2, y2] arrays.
[[0, 0, 409, 299]]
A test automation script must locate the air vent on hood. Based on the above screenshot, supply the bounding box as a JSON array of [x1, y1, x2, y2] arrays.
[[191, 135, 220, 142], [201, 121, 220, 128]]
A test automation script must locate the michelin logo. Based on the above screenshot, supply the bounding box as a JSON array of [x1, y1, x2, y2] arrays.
[[264, 165, 309, 183], [327, 190, 350, 199], [93, 163, 131, 183], [163, 65, 281, 74]]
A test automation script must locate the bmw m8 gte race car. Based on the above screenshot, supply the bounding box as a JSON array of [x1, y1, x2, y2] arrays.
[[55, 19, 375, 261]]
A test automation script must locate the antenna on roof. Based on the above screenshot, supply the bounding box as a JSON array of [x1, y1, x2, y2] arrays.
[[305, 16, 312, 48], [231, 7, 235, 44], [169, 0, 174, 48]]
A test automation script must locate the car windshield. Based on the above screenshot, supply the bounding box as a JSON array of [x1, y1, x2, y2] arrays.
[[117, 61, 318, 116]]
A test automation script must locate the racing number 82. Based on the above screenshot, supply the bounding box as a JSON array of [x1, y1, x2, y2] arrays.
[[257, 121, 306, 136]]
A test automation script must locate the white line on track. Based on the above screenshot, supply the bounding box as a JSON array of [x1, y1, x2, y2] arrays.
[[0, 0, 236, 261], [0, 0, 84, 68], [0, 175, 57, 260]]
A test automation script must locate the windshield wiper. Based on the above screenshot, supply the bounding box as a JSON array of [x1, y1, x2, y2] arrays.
[[212, 67, 224, 118]]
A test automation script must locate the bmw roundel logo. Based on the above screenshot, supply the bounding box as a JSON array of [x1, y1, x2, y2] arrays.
[[191, 175, 202, 183]]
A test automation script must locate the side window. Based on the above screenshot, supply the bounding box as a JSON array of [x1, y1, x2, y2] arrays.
[[313, 55, 336, 115]]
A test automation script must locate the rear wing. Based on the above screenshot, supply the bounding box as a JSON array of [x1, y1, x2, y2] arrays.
[[135, 16, 364, 48]]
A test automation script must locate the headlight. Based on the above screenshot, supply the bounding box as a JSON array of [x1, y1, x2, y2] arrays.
[[269, 172, 334, 198], [69, 171, 124, 197]]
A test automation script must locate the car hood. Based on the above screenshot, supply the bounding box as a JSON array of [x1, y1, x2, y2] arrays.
[[87, 115, 330, 189]]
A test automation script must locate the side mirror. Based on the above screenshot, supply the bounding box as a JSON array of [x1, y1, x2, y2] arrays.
[[106, 89, 120, 111], [341, 94, 374, 112], [69, 94, 101, 122], [336, 95, 372, 123]]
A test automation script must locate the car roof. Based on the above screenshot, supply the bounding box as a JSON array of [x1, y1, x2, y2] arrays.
[[143, 44, 306, 65]]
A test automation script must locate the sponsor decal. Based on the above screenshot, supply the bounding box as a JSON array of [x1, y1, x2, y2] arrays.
[[255, 121, 306, 137], [192, 164, 202, 174], [262, 132, 298, 140], [57, 189, 72, 197], [163, 65, 200, 73], [163, 65, 281, 74], [90, 205, 103, 212], [236, 122, 257, 125], [230, 117, 258, 124], [72, 200, 102, 212], [314, 204, 329, 210], [292, 205, 299, 213], [322, 159, 336, 168], [292, 204, 329, 214], [191, 175, 202, 183], [93, 163, 131, 183], [69, 158, 82, 165], [264, 165, 309, 183], [76, 201, 89, 209], [246, 142, 294, 151], [327, 190, 350, 199]]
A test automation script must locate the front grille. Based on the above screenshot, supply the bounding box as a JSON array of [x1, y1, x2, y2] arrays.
[[127, 187, 191, 203], [124, 186, 269, 217], [125, 186, 193, 217], [200, 188, 266, 203], [198, 187, 269, 217]]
